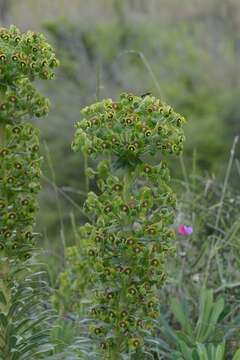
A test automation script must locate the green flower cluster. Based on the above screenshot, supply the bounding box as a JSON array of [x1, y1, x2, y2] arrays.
[[72, 92, 185, 166], [0, 25, 59, 125], [72, 94, 186, 356], [0, 25, 58, 83], [0, 25, 59, 259]]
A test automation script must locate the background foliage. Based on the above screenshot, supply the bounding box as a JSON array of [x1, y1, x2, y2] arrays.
[[1, 0, 240, 251], [1, 1, 240, 359]]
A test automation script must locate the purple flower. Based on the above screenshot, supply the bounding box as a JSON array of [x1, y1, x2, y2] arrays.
[[178, 224, 193, 236]]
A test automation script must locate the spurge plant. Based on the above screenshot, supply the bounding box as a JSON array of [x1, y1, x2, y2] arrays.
[[72, 93, 186, 359], [0, 25, 59, 359]]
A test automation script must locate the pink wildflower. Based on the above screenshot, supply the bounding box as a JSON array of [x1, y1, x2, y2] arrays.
[[178, 224, 193, 236]]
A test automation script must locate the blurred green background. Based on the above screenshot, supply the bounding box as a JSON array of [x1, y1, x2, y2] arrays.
[[1, 0, 240, 266]]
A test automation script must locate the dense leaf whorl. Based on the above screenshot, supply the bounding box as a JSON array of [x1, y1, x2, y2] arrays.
[[72, 93, 186, 356]]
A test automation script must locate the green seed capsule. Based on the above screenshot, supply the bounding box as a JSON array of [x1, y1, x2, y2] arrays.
[[112, 183, 122, 191], [0, 201, 5, 209], [136, 319, 143, 327], [151, 259, 159, 267], [91, 307, 97, 315], [41, 60, 48, 67], [109, 311, 116, 318], [104, 205, 112, 214], [8, 212, 16, 220], [21, 199, 29, 206], [120, 310, 128, 318], [12, 126, 21, 134], [14, 162, 22, 169], [4, 231, 11, 238], [108, 234, 115, 242], [133, 246, 141, 254], [132, 339, 140, 347], [176, 117, 182, 127], [128, 287, 136, 295], [107, 112, 114, 119], [144, 165, 152, 173], [32, 144, 39, 152], [121, 204, 129, 212], [95, 235, 103, 242], [7, 177, 14, 183], [106, 292, 114, 300], [88, 249, 96, 256], [128, 144, 136, 152], [0, 148, 9, 156], [0, 54, 6, 61], [145, 130, 152, 137], [25, 231, 33, 239], [9, 96, 17, 102], [112, 102, 119, 110], [12, 54, 18, 61], [94, 328, 102, 335], [101, 142, 108, 149]]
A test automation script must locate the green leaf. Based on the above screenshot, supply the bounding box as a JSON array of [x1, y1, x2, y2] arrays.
[[233, 349, 240, 360], [196, 289, 213, 341], [171, 298, 193, 336], [208, 343, 216, 360], [215, 342, 225, 360], [176, 330, 196, 348], [178, 340, 193, 360], [204, 298, 224, 341], [170, 351, 185, 360], [196, 343, 208, 360]]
